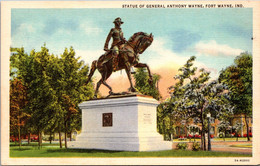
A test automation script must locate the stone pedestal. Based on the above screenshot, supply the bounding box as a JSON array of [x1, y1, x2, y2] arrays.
[[68, 94, 172, 151]]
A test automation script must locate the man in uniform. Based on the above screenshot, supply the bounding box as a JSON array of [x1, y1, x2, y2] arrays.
[[102, 17, 127, 71]]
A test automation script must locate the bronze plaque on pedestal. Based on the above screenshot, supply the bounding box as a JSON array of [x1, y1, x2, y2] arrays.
[[103, 113, 113, 127]]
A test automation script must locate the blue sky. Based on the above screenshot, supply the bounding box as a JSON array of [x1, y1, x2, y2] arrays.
[[11, 8, 252, 97]]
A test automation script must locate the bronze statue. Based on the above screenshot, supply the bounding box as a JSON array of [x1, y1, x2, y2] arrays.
[[103, 17, 127, 71], [86, 17, 154, 98]]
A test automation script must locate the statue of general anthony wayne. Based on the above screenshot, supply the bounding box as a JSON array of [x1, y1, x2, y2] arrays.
[[86, 17, 154, 98]]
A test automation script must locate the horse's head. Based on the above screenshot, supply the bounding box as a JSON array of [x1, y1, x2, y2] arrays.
[[128, 32, 154, 54]]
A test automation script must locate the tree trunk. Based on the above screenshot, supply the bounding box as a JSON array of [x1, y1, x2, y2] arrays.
[[200, 111, 206, 151], [18, 123, 21, 149], [38, 130, 42, 149], [64, 121, 68, 148], [170, 116, 173, 141], [49, 132, 52, 144], [244, 115, 250, 141], [65, 131, 67, 148], [223, 129, 226, 142], [203, 132, 206, 151], [200, 130, 204, 150], [59, 130, 62, 148], [70, 131, 72, 141], [38, 130, 40, 148], [28, 132, 31, 145], [40, 132, 43, 147]]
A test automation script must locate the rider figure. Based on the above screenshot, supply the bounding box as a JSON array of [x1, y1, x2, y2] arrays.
[[103, 17, 127, 71]]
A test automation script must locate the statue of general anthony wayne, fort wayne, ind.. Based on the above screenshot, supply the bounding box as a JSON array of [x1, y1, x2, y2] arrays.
[[86, 17, 154, 98]]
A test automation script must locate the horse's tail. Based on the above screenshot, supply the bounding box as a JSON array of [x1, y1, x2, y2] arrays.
[[86, 60, 97, 85]]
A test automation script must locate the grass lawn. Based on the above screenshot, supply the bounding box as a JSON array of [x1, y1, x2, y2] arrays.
[[10, 144, 252, 158]]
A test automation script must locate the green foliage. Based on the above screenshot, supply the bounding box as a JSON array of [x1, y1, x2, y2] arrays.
[[10, 78, 30, 147], [176, 143, 188, 150], [233, 121, 243, 134], [218, 132, 224, 138], [219, 52, 252, 141], [165, 56, 233, 150], [157, 102, 176, 140], [218, 121, 230, 133], [10, 45, 94, 148], [133, 68, 161, 100], [219, 52, 252, 114], [192, 142, 201, 151]]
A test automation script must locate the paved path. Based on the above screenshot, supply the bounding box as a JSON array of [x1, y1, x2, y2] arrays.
[[172, 141, 252, 154], [211, 141, 252, 154]]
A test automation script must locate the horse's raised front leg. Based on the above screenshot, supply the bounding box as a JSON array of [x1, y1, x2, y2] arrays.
[[134, 63, 153, 85], [125, 64, 136, 92]]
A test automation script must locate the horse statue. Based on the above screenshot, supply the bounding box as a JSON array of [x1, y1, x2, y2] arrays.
[[86, 32, 154, 98]]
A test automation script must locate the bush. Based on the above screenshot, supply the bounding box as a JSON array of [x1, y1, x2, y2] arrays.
[[192, 142, 201, 151], [218, 132, 224, 138], [176, 143, 188, 150], [194, 134, 201, 138], [188, 134, 193, 139]]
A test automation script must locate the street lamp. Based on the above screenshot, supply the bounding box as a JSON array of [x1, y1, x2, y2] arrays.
[[207, 113, 211, 151]]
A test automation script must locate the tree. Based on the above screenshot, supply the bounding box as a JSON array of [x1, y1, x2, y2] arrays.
[[10, 79, 30, 148], [157, 102, 176, 140], [29, 46, 60, 148], [58, 47, 94, 148], [133, 68, 161, 100], [233, 121, 243, 141], [10, 45, 95, 149], [219, 52, 252, 141], [10, 47, 34, 145], [166, 56, 233, 150], [217, 121, 230, 141]]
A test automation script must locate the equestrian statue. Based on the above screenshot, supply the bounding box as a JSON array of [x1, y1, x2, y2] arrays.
[[86, 17, 154, 98]]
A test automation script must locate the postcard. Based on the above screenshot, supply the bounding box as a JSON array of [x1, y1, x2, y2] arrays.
[[1, 1, 260, 165]]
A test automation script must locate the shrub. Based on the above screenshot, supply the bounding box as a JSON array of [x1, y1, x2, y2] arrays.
[[192, 142, 201, 151], [194, 134, 201, 138], [210, 134, 214, 138], [218, 132, 224, 138], [188, 134, 193, 138], [176, 143, 188, 150]]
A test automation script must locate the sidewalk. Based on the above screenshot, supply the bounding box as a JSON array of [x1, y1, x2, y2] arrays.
[[172, 141, 252, 154], [211, 141, 252, 154]]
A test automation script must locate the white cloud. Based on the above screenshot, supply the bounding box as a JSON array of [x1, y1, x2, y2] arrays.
[[144, 37, 206, 71], [144, 37, 219, 78], [80, 22, 103, 35], [144, 37, 187, 70], [17, 23, 36, 33], [195, 40, 244, 57]]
